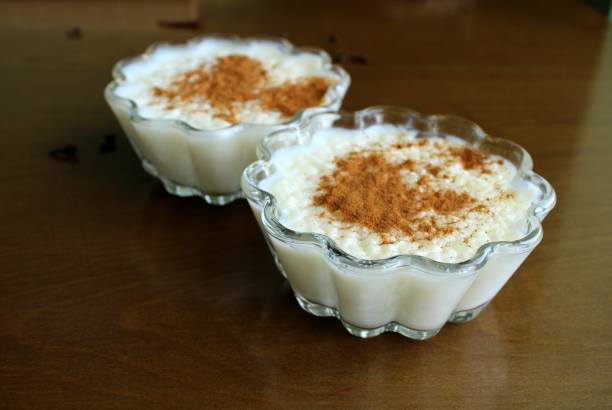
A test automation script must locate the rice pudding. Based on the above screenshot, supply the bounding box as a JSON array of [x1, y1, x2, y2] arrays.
[[243, 108, 555, 338], [115, 41, 341, 128], [260, 125, 534, 263], [105, 36, 350, 204]]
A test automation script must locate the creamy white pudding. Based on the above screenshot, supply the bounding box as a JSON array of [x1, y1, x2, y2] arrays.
[[243, 111, 555, 338], [115, 40, 340, 128], [105, 37, 350, 204], [260, 125, 534, 263]]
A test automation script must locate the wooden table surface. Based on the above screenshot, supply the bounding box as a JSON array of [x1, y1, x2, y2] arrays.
[[1, 0, 611, 408]]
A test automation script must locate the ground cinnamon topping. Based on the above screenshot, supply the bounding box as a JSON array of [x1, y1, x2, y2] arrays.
[[151, 54, 333, 123], [451, 146, 486, 170], [313, 150, 479, 241], [426, 165, 441, 176], [417, 175, 430, 185], [259, 78, 330, 117]]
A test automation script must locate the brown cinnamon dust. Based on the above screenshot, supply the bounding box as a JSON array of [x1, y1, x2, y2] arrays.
[[313, 150, 485, 242], [152, 55, 332, 123], [426, 165, 441, 176], [259, 78, 330, 117], [450, 146, 486, 170]]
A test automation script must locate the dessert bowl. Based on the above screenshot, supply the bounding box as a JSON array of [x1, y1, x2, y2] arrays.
[[105, 35, 350, 205], [242, 106, 556, 339]]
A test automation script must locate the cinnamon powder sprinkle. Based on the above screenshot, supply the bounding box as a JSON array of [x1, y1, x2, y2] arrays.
[[426, 165, 441, 176], [451, 146, 486, 170], [313, 151, 479, 241], [259, 78, 331, 117], [152, 54, 332, 123]]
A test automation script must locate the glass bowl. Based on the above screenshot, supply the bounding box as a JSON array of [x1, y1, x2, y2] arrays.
[[104, 35, 351, 205], [241, 106, 556, 339]]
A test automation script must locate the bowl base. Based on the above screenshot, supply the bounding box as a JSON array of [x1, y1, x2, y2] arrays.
[[448, 301, 490, 323], [294, 293, 441, 340], [142, 159, 244, 205]]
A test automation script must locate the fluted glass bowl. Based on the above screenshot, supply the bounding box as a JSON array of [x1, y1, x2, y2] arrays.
[[242, 106, 556, 339], [104, 35, 350, 205]]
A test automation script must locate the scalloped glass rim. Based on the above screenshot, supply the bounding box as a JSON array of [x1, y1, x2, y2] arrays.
[[242, 106, 557, 278], [104, 34, 351, 136]]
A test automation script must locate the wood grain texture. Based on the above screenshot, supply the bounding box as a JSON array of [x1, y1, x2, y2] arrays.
[[1, 0, 611, 408]]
